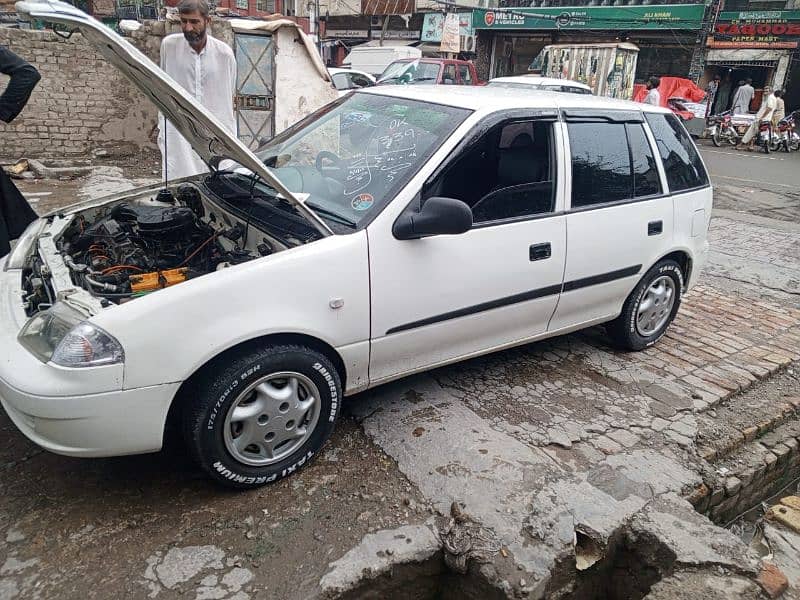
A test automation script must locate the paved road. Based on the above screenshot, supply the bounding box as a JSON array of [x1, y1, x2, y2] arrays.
[[2, 158, 800, 600], [698, 141, 800, 192]]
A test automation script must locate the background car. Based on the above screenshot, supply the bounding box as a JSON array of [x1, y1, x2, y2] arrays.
[[487, 75, 593, 95], [328, 67, 375, 97], [376, 58, 481, 86]]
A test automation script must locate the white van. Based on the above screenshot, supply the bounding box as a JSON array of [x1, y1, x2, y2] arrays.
[[342, 45, 421, 77]]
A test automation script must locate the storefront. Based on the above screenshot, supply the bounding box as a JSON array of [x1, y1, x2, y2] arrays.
[[471, 5, 706, 83], [703, 10, 799, 113]]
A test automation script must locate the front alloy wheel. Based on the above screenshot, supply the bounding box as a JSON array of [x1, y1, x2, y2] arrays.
[[184, 344, 342, 489]]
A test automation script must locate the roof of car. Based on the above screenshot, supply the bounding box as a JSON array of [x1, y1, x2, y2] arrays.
[[358, 85, 671, 115], [390, 58, 472, 65], [489, 76, 592, 91]]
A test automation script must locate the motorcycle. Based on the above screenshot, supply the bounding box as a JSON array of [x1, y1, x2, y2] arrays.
[[708, 111, 739, 147], [757, 121, 773, 154], [769, 110, 800, 152]]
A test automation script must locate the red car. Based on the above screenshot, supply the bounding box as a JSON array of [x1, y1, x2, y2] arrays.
[[376, 58, 483, 86]]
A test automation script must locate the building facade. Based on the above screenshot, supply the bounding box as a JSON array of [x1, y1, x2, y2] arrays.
[[701, 6, 800, 111], [470, 3, 708, 83]]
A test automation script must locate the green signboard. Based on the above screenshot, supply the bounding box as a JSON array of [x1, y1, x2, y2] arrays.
[[472, 4, 705, 31]]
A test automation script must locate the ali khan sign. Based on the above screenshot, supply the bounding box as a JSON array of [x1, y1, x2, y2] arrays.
[[473, 5, 705, 31], [707, 10, 800, 49]]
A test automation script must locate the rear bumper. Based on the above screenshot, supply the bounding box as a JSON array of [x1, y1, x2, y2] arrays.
[[0, 377, 180, 457]]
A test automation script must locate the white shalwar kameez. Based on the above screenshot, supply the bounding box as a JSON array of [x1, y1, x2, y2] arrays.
[[157, 33, 237, 181]]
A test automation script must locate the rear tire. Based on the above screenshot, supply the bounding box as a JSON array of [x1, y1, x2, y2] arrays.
[[606, 260, 683, 351], [711, 130, 722, 147], [183, 344, 342, 489]]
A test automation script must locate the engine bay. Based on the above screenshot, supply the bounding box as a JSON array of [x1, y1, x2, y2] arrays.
[[21, 183, 300, 316]]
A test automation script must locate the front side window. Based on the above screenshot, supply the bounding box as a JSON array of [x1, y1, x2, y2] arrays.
[[425, 119, 555, 224], [568, 121, 663, 208], [254, 94, 470, 229], [645, 113, 709, 193]]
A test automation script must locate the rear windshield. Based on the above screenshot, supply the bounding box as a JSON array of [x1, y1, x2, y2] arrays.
[[645, 113, 709, 193], [378, 60, 441, 85]]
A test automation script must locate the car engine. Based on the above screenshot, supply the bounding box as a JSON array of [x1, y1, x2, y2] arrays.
[[21, 190, 261, 315]]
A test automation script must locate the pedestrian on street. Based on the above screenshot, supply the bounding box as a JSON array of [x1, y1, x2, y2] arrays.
[[731, 78, 754, 114], [643, 76, 661, 106], [157, 0, 237, 181], [737, 88, 782, 151], [772, 90, 786, 127], [1, 45, 41, 258], [705, 74, 721, 117]]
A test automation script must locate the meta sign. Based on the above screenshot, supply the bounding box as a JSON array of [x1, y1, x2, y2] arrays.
[[708, 10, 800, 49]]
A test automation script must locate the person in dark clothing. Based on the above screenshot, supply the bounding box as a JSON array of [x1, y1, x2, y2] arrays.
[[1, 45, 41, 257]]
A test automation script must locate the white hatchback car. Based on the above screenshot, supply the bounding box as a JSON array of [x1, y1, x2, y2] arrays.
[[328, 67, 376, 98], [4, 1, 711, 488], [489, 75, 593, 95]]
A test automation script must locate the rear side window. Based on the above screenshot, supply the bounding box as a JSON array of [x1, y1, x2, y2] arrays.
[[568, 122, 662, 208], [627, 124, 661, 198], [569, 122, 630, 206], [644, 113, 709, 192]]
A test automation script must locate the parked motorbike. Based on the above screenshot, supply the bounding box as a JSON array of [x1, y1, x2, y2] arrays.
[[757, 121, 773, 154], [769, 110, 800, 153], [708, 111, 739, 147]]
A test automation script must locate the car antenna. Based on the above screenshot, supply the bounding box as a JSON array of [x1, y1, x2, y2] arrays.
[[155, 118, 175, 204], [156, 54, 174, 204]]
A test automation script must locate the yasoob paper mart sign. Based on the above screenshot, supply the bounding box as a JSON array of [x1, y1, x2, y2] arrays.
[[473, 5, 705, 30]]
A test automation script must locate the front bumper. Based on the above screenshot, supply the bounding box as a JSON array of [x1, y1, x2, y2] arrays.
[[0, 256, 178, 457], [0, 378, 180, 457]]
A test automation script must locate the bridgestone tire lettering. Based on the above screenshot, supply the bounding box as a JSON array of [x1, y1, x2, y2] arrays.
[[606, 260, 683, 352], [184, 344, 342, 490]]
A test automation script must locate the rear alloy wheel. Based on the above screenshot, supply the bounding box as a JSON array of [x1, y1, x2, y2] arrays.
[[607, 260, 683, 351], [184, 344, 341, 489]]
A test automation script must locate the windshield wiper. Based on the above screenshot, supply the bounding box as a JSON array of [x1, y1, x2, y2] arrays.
[[306, 202, 356, 228]]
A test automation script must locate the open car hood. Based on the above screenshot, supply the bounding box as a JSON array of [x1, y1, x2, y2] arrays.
[[15, 0, 332, 236]]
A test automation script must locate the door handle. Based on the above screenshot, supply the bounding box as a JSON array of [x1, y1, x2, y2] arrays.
[[648, 220, 663, 236], [530, 242, 551, 261]]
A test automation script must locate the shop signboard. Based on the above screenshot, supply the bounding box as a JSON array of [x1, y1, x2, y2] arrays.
[[707, 10, 800, 49], [368, 29, 420, 39], [472, 5, 705, 31], [440, 12, 461, 53], [421, 12, 474, 42], [326, 29, 369, 38]]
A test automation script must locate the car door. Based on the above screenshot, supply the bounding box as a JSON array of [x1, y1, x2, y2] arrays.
[[549, 109, 674, 331], [368, 113, 568, 384]]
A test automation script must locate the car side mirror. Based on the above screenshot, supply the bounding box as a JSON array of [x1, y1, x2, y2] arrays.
[[393, 197, 473, 240]]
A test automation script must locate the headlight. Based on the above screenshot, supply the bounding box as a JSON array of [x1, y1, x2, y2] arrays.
[[4, 218, 45, 271], [18, 302, 124, 367]]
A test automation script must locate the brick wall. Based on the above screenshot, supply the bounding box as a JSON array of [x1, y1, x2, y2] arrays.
[[0, 20, 234, 161], [0, 27, 159, 159]]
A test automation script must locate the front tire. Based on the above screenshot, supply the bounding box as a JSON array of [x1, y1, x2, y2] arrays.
[[711, 129, 722, 147], [606, 260, 683, 351], [184, 344, 342, 489]]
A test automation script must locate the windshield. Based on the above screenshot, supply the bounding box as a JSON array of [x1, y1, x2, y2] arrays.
[[255, 93, 470, 229], [377, 60, 441, 85]]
